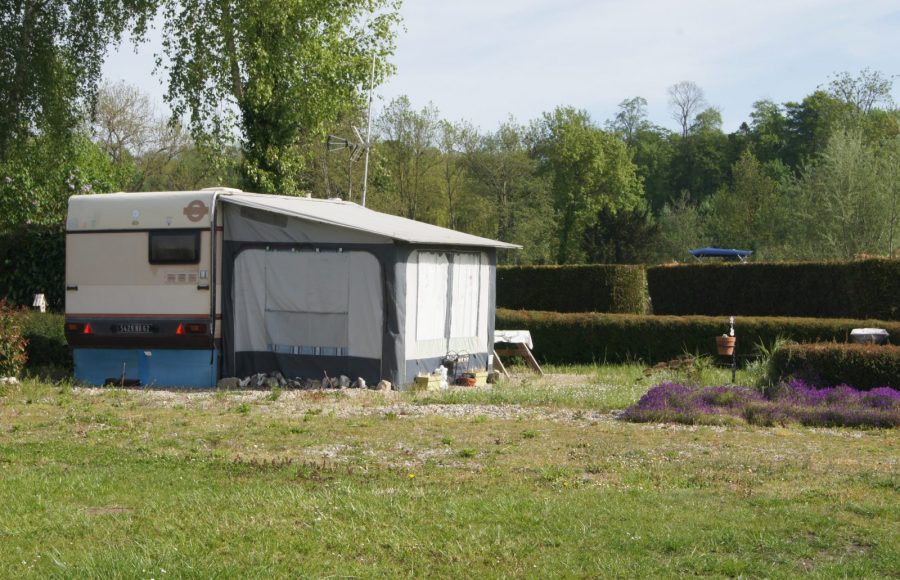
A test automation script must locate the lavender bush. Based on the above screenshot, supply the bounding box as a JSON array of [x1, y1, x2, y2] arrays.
[[623, 380, 900, 428]]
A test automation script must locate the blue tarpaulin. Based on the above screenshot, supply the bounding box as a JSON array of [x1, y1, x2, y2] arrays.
[[689, 247, 753, 261]]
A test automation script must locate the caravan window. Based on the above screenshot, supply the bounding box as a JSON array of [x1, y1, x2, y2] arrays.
[[149, 230, 201, 264]]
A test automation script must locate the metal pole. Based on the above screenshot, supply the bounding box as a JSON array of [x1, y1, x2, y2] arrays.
[[361, 51, 376, 208]]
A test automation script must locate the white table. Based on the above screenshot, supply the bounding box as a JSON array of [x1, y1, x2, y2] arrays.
[[493, 330, 543, 377]]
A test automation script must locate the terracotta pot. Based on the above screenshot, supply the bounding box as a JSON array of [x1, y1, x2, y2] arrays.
[[716, 335, 736, 356]]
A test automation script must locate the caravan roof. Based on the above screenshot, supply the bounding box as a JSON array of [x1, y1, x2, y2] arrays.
[[67, 189, 520, 249]]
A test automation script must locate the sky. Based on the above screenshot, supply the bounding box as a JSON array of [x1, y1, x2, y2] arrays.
[[103, 0, 900, 134]]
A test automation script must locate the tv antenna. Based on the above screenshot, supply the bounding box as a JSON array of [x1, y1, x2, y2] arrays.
[[325, 52, 377, 206]]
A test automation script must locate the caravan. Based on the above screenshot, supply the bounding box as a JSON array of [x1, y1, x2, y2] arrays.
[[65, 189, 517, 388]]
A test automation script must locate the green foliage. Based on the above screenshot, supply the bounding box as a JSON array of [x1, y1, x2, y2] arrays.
[[0, 224, 66, 311], [705, 150, 786, 252], [161, 0, 401, 193], [17, 311, 71, 373], [650, 193, 707, 263], [533, 107, 645, 263], [787, 130, 900, 259], [0, 0, 155, 152], [647, 259, 900, 319], [768, 343, 900, 390], [497, 265, 648, 314], [496, 308, 900, 365], [0, 135, 122, 229], [0, 300, 27, 377]]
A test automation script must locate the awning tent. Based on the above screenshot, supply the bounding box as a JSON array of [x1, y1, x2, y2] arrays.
[[218, 192, 519, 387]]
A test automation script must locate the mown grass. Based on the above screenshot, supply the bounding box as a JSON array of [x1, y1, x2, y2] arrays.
[[0, 378, 898, 577], [407, 363, 755, 411]]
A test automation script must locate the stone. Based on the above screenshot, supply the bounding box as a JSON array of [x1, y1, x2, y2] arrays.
[[376, 380, 392, 391], [0, 377, 19, 385], [338, 375, 351, 388], [265, 377, 280, 389], [239, 377, 251, 389], [216, 377, 240, 390], [353, 377, 367, 390]]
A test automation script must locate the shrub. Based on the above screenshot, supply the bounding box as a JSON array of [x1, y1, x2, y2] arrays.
[[0, 224, 66, 311], [497, 265, 647, 314], [647, 258, 900, 319], [17, 311, 71, 373], [496, 308, 900, 365], [767, 343, 900, 390], [0, 299, 27, 377]]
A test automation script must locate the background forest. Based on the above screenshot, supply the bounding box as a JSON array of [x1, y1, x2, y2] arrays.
[[1, 1, 898, 266]]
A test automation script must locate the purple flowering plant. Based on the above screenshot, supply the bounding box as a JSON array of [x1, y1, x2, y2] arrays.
[[623, 379, 899, 428]]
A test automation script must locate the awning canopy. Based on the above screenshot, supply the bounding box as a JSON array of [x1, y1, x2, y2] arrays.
[[220, 191, 521, 249], [689, 247, 753, 261]]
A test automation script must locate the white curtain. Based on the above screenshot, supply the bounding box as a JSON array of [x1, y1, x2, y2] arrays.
[[415, 252, 449, 341], [450, 253, 480, 338]]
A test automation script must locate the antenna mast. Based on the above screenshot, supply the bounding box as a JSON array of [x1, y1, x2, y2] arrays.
[[361, 51, 376, 208]]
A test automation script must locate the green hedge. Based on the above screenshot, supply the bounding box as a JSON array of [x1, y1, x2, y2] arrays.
[[0, 224, 66, 311], [647, 259, 900, 320], [497, 265, 647, 314], [496, 308, 900, 365], [18, 311, 71, 373], [768, 343, 900, 389]]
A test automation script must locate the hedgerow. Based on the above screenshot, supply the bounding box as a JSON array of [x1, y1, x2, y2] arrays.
[[647, 258, 900, 320], [496, 308, 900, 365], [768, 343, 900, 390], [497, 265, 647, 314]]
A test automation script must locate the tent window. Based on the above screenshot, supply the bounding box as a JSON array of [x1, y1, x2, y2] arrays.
[[149, 230, 200, 264], [416, 252, 448, 340], [450, 253, 480, 338]]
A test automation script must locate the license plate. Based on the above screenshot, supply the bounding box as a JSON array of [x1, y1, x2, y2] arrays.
[[115, 323, 154, 334]]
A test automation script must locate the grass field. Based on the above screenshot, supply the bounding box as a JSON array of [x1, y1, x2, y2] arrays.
[[1, 371, 898, 577]]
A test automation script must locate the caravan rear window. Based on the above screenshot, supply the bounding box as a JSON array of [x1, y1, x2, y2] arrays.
[[149, 230, 201, 264]]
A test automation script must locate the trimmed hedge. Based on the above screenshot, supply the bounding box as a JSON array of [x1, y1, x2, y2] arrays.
[[496, 308, 900, 365], [647, 259, 900, 320], [0, 224, 66, 311], [18, 311, 71, 372], [768, 343, 900, 390], [497, 265, 647, 314]]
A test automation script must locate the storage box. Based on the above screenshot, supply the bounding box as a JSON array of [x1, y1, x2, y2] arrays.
[[413, 374, 442, 391]]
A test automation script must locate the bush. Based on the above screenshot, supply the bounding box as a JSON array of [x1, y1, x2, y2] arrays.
[[497, 265, 647, 314], [647, 258, 900, 320], [18, 311, 71, 373], [0, 299, 27, 377], [496, 308, 900, 365], [768, 343, 900, 390], [0, 224, 66, 311]]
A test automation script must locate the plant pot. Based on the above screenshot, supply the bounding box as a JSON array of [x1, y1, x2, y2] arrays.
[[716, 335, 736, 356]]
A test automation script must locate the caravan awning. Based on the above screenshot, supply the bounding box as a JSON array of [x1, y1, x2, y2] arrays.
[[220, 192, 521, 249]]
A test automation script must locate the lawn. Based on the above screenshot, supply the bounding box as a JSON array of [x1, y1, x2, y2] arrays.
[[0, 372, 897, 577]]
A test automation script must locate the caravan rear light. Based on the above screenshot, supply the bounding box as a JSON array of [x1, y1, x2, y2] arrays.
[[186, 323, 207, 334], [83, 323, 93, 335], [65, 322, 83, 333], [176, 323, 185, 335]]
